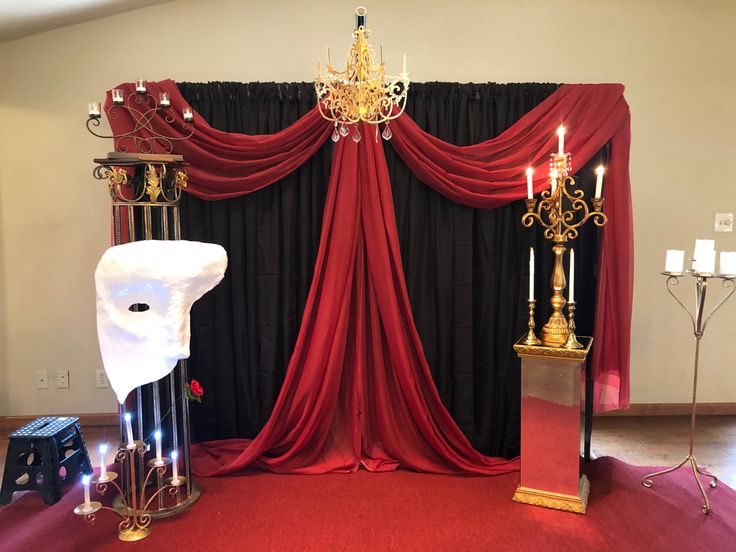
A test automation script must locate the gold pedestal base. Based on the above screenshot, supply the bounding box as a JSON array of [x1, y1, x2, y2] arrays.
[[513, 475, 590, 514], [119, 526, 151, 542]]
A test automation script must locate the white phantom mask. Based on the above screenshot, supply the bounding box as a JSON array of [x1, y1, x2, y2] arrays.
[[95, 240, 228, 404]]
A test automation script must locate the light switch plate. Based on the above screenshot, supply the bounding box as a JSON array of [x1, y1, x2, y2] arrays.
[[36, 370, 48, 389], [57, 370, 69, 388], [715, 213, 733, 232], [96, 369, 109, 389]]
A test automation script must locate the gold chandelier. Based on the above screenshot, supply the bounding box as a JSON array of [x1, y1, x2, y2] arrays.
[[316, 7, 409, 142]]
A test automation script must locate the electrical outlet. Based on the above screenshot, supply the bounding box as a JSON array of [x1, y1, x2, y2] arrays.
[[57, 370, 69, 389], [715, 213, 733, 233], [36, 370, 48, 389], [96, 369, 110, 389]]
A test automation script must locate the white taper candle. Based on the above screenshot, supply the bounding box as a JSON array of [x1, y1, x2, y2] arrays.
[[154, 430, 163, 465], [569, 249, 575, 303], [83, 474, 91, 507], [124, 412, 134, 448], [529, 248, 535, 301], [595, 166, 605, 199], [557, 125, 565, 155], [171, 450, 179, 482], [99, 444, 108, 480], [526, 167, 534, 199]]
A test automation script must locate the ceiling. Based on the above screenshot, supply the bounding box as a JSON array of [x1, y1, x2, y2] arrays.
[[0, 0, 173, 43]]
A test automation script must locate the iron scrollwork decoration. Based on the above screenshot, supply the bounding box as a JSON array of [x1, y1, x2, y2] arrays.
[[87, 83, 194, 154]]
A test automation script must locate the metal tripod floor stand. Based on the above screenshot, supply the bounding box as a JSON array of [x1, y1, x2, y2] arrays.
[[641, 272, 734, 515]]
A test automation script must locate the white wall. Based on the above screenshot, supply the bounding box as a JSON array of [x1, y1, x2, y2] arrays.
[[0, 0, 734, 415]]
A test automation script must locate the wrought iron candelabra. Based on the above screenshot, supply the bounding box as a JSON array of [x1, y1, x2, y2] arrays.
[[74, 441, 186, 541], [521, 153, 607, 347], [87, 80, 194, 154], [641, 271, 735, 515]]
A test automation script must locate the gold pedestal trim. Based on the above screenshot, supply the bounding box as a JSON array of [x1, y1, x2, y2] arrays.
[[513, 335, 592, 360], [513, 475, 590, 514], [118, 526, 151, 542]]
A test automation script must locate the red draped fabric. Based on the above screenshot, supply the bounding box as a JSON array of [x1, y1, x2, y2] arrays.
[[107, 80, 632, 475]]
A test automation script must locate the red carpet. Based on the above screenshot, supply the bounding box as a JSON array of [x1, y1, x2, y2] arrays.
[[0, 457, 734, 551]]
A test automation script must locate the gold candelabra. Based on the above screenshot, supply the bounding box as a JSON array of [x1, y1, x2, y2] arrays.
[[73, 441, 186, 542], [315, 7, 409, 142], [521, 152, 607, 347]]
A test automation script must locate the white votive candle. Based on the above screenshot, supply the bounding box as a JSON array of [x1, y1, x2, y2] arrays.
[[664, 250, 685, 273], [159, 91, 170, 107], [135, 79, 147, 93], [82, 474, 91, 508], [557, 125, 565, 155], [183, 107, 194, 122], [171, 450, 179, 483], [124, 412, 134, 448], [99, 444, 108, 480], [112, 89, 124, 104], [569, 249, 575, 303], [720, 251, 736, 276], [154, 430, 163, 465], [529, 247, 535, 301], [595, 166, 605, 199], [88, 102, 101, 117], [526, 167, 534, 199]]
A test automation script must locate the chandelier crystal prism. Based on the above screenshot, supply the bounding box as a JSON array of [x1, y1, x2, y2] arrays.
[[315, 7, 409, 141]]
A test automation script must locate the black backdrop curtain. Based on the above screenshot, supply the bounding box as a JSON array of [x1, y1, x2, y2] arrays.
[[178, 81, 601, 459]]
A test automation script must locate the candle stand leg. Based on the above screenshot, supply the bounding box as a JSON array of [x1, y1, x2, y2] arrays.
[[641, 335, 717, 515]]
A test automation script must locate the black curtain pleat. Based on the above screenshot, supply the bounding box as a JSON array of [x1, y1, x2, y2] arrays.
[[178, 81, 601, 459]]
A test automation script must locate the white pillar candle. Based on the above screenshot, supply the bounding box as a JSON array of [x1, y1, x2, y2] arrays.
[[82, 474, 91, 507], [664, 250, 685, 273], [696, 249, 716, 274], [154, 430, 163, 465], [556, 125, 565, 155], [124, 412, 134, 448], [135, 79, 147, 93], [99, 444, 108, 480], [526, 167, 534, 199], [569, 249, 575, 303], [720, 251, 736, 275], [529, 247, 535, 301], [171, 450, 179, 483], [88, 102, 101, 117], [693, 239, 715, 272], [595, 166, 605, 199]]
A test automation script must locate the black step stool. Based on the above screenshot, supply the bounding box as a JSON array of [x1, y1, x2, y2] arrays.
[[0, 416, 92, 505]]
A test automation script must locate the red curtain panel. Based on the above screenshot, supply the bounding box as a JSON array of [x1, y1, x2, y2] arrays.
[[106, 80, 632, 475]]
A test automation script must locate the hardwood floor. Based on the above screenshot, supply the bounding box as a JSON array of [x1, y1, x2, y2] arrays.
[[590, 415, 736, 489], [0, 416, 734, 508]]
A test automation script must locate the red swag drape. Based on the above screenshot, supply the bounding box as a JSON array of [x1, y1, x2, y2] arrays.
[[107, 80, 632, 475]]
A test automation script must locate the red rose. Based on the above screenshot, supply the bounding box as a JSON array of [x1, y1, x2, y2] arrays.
[[189, 379, 204, 397]]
